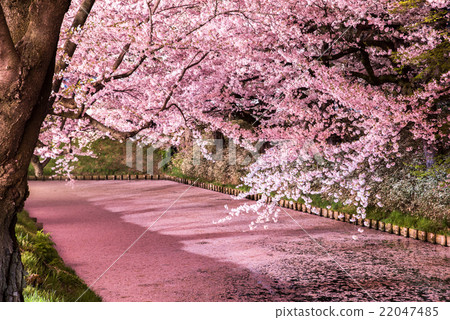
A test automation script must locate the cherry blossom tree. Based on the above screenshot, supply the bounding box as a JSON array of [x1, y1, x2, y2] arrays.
[[0, 0, 448, 300], [42, 0, 448, 224], [219, 0, 449, 226], [1, 0, 271, 301]]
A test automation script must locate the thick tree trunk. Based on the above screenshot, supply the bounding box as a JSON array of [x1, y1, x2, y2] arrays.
[[0, 68, 54, 301], [0, 60, 57, 300], [0, 0, 71, 301], [0, 171, 28, 301], [0, 81, 54, 301]]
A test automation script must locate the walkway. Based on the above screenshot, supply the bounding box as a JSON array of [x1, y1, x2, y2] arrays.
[[25, 180, 449, 301]]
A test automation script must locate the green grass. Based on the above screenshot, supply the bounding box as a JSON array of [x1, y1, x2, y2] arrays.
[[16, 211, 101, 302], [308, 197, 449, 235], [286, 193, 449, 235], [165, 165, 250, 191], [73, 138, 142, 175], [376, 210, 449, 234], [28, 138, 143, 177]]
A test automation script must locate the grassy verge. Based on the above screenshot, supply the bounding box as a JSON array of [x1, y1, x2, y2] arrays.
[[16, 211, 101, 302], [167, 165, 250, 191], [307, 195, 449, 235], [28, 138, 143, 177]]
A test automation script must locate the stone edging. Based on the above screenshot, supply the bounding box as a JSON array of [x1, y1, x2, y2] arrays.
[[29, 174, 449, 247]]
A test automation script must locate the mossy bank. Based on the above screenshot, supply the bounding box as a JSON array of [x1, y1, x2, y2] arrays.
[[16, 211, 101, 302]]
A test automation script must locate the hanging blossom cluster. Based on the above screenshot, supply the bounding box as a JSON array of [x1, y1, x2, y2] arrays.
[[227, 1, 449, 228], [36, 0, 449, 228]]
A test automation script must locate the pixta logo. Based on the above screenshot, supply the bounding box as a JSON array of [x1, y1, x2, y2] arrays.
[[125, 138, 323, 174]]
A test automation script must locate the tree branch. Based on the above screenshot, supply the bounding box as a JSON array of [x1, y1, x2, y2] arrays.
[[168, 103, 187, 124], [83, 114, 134, 140], [111, 43, 131, 72], [363, 39, 396, 51], [359, 48, 377, 83], [52, 0, 96, 94], [91, 54, 147, 93], [84, 114, 157, 140], [111, 54, 147, 81], [314, 47, 359, 61], [160, 51, 210, 111]]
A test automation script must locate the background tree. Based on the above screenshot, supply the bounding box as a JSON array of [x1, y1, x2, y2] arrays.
[[38, 0, 447, 223], [0, 0, 268, 301]]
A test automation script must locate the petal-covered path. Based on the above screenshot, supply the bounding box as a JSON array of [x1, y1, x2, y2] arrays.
[[25, 180, 449, 302]]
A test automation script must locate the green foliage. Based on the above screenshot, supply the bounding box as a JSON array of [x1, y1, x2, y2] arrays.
[[23, 287, 61, 302], [379, 210, 449, 234], [409, 155, 450, 182], [423, 10, 448, 24], [75, 138, 144, 175], [28, 138, 143, 176], [396, 0, 425, 10], [374, 165, 449, 221], [157, 148, 173, 172], [297, 194, 449, 235], [16, 211, 101, 302], [165, 165, 248, 190], [390, 0, 449, 88], [412, 41, 450, 82]]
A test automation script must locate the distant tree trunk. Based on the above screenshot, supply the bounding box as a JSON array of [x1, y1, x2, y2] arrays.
[[0, 1, 70, 301], [30, 155, 51, 179]]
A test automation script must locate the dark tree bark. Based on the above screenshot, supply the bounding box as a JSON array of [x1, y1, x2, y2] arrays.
[[0, 0, 70, 301]]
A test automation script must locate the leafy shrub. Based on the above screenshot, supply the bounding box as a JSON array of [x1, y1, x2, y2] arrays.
[[374, 166, 449, 221]]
